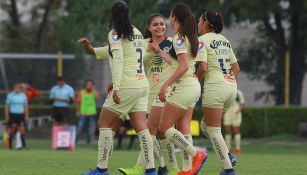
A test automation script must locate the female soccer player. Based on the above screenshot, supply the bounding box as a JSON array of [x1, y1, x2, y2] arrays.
[[224, 89, 245, 155], [197, 10, 240, 175], [80, 1, 157, 175], [118, 13, 177, 175], [150, 3, 207, 175]]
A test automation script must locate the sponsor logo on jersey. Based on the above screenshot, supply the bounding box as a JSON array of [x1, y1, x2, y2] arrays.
[[112, 34, 119, 41], [152, 54, 162, 66], [198, 41, 205, 50], [176, 37, 185, 46]]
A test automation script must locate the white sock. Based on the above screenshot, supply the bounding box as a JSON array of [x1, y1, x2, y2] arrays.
[[136, 146, 145, 168], [200, 120, 211, 141], [207, 126, 232, 169], [234, 134, 241, 150], [152, 135, 166, 167], [97, 128, 113, 169], [137, 129, 155, 169], [181, 135, 193, 171], [160, 139, 178, 168], [165, 127, 196, 157], [225, 134, 232, 151], [109, 131, 115, 157]]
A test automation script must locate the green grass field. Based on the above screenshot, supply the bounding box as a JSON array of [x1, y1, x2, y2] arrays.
[[1, 135, 307, 175]]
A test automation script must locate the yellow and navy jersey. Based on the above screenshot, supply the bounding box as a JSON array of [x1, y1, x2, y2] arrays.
[[144, 36, 175, 94], [168, 33, 198, 86], [108, 27, 149, 89], [200, 33, 237, 86]]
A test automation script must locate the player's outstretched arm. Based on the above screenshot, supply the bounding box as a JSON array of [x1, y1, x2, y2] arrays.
[[77, 37, 95, 55]]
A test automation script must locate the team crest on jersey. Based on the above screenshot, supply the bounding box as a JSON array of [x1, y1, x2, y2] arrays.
[[163, 47, 170, 53], [176, 37, 185, 46], [112, 34, 119, 41], [198, 41, 205, 50]]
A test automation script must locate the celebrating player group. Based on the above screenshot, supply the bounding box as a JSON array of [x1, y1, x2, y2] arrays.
[[78, 1, 240, 175]]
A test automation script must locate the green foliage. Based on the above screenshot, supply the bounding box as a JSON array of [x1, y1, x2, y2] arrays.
[[1, 105, 307, 138], [221, 0, 307, 105], [193, 106, 307, 138]]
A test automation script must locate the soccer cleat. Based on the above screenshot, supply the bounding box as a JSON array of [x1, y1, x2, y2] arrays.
[[220, 170, 237, 175], [235, 149, 241, 155], [144, 170, 158, 175], [176, 169, 193, 175], [168, 167, 180, 175], [118, 166, 144, 175], [228, 153, 237, 167], [80, 168, 108, 175], [157, 166, 167, 175], [191, 151, 208, 175]]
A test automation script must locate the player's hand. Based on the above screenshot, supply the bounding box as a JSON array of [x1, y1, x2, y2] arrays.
[[77, 37, 90, 46], [112, 90, 120, 104], [149, 41, 160, 53], [106, 83, 113, 95], [158, 84, 168, 102]]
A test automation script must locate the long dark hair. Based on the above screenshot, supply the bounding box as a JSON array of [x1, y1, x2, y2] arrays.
[[109, 1, 134, 40], [171, 3, 198, 57], [201, 11, 224, 33], [144, 13, 165, 39]]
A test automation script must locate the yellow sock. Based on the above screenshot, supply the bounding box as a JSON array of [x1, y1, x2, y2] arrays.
[[152, 135, 166, 167], [160, 139, 178, 168], [207, 127, 232, 169], [165, 128, 196, 157], [235, 134, 241, 150], [97, 128, 113, 169], [137, 129, 155, 169], [181, 135, 193, 171], [225, 134, 232, 151]]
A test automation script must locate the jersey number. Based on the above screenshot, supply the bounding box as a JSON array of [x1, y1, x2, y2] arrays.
[[136, 48, 143, 73], [218, 58, 233, 75]]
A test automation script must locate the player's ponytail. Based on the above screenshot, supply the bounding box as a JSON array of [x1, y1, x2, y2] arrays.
[[201, 11, 224, 33], [171, 3, 198, 58], [109, 1, 134, 41]]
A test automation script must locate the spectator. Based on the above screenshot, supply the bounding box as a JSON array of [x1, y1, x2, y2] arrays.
[[5, 83, 29, 150], [20, 83, 40, 101], [75, 80, 99, 144], [49, 77, 74, 125]]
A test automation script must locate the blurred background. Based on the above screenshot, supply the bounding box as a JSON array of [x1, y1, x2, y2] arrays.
[[0, 0, 306, 138], [0, 1, 306, 174]]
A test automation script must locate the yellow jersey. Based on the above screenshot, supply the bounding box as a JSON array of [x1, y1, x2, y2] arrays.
[[108, 27, 149, 90], [144, 36, 175, 94], [200, 33, 237, 86], [169, 33, 198, 86]]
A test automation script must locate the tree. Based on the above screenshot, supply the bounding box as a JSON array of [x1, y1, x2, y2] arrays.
[[0, 0, 159, 90], [220, 0, 307, 105]]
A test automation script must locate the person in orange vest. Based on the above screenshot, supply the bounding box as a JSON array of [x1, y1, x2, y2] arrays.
[[75, 80, 100, 144], [20, 83, 41, 101]]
